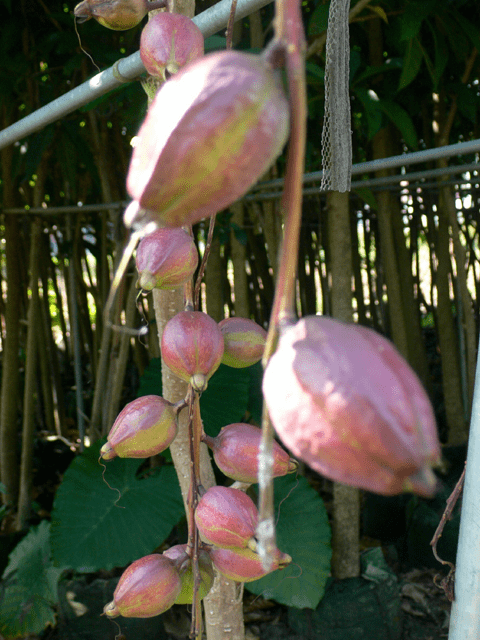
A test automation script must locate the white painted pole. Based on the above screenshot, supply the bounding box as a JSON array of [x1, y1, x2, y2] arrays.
[[448, 339, 480, 639]]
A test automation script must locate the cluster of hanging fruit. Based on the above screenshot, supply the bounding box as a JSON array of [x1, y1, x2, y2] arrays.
[[74, 0, 442, 623], [101, 227, 297, 614]]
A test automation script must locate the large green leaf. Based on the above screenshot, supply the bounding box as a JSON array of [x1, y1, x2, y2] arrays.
[[399, 0, 436, 41], [378, 100, 418, 149], [136, 357, 163, 397], [0, 521, 62, 639], [308, 1, 330, 37], [354, 87, 383, 140], [50, 440, 184, 571], [246, 475, 331, 609], [136, 360, 256, 436], [200, 364, 251, 437], [398, 37, 423, 90]]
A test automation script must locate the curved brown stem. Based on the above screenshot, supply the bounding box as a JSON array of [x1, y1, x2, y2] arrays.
[[257, 0, 307, 570]]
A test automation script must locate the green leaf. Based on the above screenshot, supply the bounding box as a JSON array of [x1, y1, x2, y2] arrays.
[[352, 59, 403, 85], [204, 35, 227, 52], [452, 11, 480, 55], [306, 61, 325, 83], [354, 87, 383, 140], [246, 362, 263, 425], [398, 37, 423, 90], [399, 0, 436, 41], [455, 84, 478, 123], [354, 187, 377, 210], [426, 21, 448, 90], [50, 440, 184, 571], [378, 100, 418, 149], [308, 2, 330, 37], [201, 364, 251, 437], [136, 357, 163, 397], [246, 475, 331, 609], [0, 521, 62, 638]]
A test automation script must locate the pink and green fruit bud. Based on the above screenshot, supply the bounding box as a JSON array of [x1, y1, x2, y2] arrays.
[[218, 318, 267, 368], [161, 311, 224, 392], [74, 0, 163, 30], [100, 395, 177, 460], [103, 554, 181, 618], [135, 228, 198, 291], [140, 12, 204, 81], [125, 50, 289, 230], [163, 544, 214, 604], [203, 423, 297, 483], [208, 546, 291, 583], [195, 486, 258, 549], [263, 316, 441, 497]]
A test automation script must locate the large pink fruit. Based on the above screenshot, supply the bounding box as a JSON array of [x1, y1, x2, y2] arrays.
[[263, 316, 441, 497], [100, 395, 177, 460], [163, 544, 214, 604], [195, 486, 258, 549], [161, 311, 224, 392], [208, 546, 291, 583], [135, 227, 198, 291], [218, 318, 267, 368], [140, 12, 204, 80], [203, 423, 297, 483], [125, 50, 289, 230], [103, 554, 181, 618]]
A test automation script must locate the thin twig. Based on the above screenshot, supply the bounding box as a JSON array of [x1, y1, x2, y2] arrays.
[[430, 462, 466, 602], [225, 0, 238, 49], [194, 215, 216, 310]]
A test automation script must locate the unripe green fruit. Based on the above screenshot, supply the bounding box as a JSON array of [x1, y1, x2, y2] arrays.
[[103, 554, 181, 618], [163, 544, 214, 604], [195, 486, 258, 549], [208, 546, 291, 583], [125, 50, 289, 230], [74, 0, 153, 30], [135, 228, 198, 291], [100, 395, 177, 460], [219, 317, 267, 368], [203, 423, 298, 483], [140, 13, 204, 81], [161, 311, 224, 392]]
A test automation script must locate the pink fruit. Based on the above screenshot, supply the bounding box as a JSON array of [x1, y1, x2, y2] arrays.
[[163, 544, 214, 604], [140, 13, 204, 80], [195, 486, 258, 549], [203, 423, 298, 483], [161, 311, 224, 392], [100, 395, 177, 460], [125, 50, 289, 230], [103, 554, 181, 618], [74, 0, 164, 30], [136, 228, 198, 291], [218, 318, 267, 368], [263, 316, 441, 497], [208, 546, 291, 583]]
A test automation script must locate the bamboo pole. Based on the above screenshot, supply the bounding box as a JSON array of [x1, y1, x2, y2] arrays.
[[16, 220, 42, 530]]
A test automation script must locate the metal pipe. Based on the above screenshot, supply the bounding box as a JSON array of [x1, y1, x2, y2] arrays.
[[1, 161, 477, 214], [251, 141, 480, 191], [2, 202, 128, 215], [448, 335, 480, 640], [245, 162, 480, 201], [0, 0, 274, 151]]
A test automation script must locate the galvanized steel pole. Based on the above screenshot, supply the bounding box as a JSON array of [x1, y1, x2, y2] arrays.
[[0, 0, 273, 151]]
